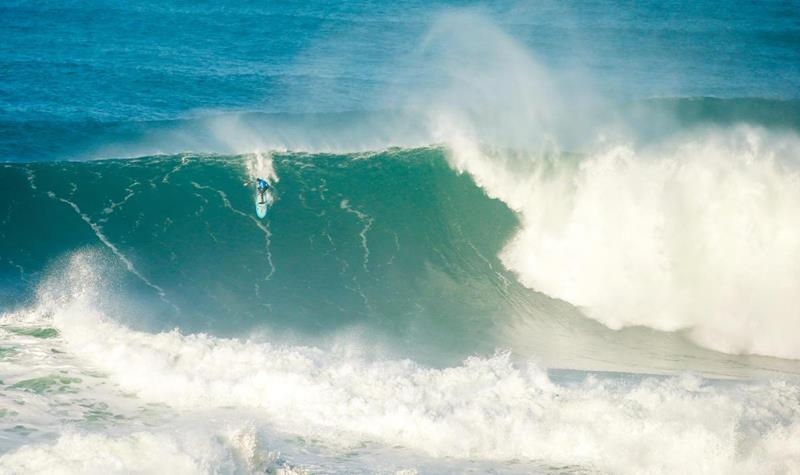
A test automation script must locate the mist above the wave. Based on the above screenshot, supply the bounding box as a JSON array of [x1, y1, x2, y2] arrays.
[[72, 9, 613, 160], [82, 111, 434, 160], [412, 10, 612, 152]]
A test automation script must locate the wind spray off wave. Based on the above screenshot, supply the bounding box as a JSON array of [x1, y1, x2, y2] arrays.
[[444, 128, 800, 359], [416, 12, 800, 360]]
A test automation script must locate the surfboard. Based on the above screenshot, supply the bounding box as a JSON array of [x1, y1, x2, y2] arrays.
[[255, 187, 270, 218], [255, 194, 268, 218]]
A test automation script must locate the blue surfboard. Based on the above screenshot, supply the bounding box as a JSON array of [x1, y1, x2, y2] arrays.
[[255, 183, 273, 218]]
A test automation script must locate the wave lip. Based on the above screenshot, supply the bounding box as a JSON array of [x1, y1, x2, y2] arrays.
[[444, 126, 800, 360]]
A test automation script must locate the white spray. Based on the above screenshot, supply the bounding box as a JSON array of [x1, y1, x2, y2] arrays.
[[418, 12, 800, 359]]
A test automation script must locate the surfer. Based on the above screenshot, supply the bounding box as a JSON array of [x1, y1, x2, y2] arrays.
[[256, 177, 270, 204]]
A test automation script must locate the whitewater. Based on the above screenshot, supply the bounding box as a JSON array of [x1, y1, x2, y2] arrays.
[[2, 2, 800, 474]]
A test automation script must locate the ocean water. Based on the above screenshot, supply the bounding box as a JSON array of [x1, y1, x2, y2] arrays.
[[1, 1, 800, 473]]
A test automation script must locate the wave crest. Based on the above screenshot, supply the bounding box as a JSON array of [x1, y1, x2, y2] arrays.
[[446, 127, 800, 359]]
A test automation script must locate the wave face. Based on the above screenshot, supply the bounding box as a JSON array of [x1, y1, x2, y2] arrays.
[[1, 149, 529, 359], [4, 138, 800, 367]]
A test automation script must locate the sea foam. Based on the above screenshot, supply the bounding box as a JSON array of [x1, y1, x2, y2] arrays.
[[2, 251, 797, 474], [442, 127, 800, 359]]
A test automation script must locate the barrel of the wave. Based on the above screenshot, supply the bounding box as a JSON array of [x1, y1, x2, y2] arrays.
[[255, 178, 273, 218]]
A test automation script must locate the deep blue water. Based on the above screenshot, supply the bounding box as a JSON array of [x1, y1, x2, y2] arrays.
[[2, 0, 798, 126]]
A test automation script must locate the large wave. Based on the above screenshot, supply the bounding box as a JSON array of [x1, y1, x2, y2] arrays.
[[3, 133, 800, 365], [443, 128, 800, 359], [0, 149, 530, 362]]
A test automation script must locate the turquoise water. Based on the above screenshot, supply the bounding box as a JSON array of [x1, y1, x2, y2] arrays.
[[1, 1, 800, 473], [2, 150, 521, 356]]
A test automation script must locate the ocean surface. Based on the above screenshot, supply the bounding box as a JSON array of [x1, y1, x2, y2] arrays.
[[2, 1, 800, 473]]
